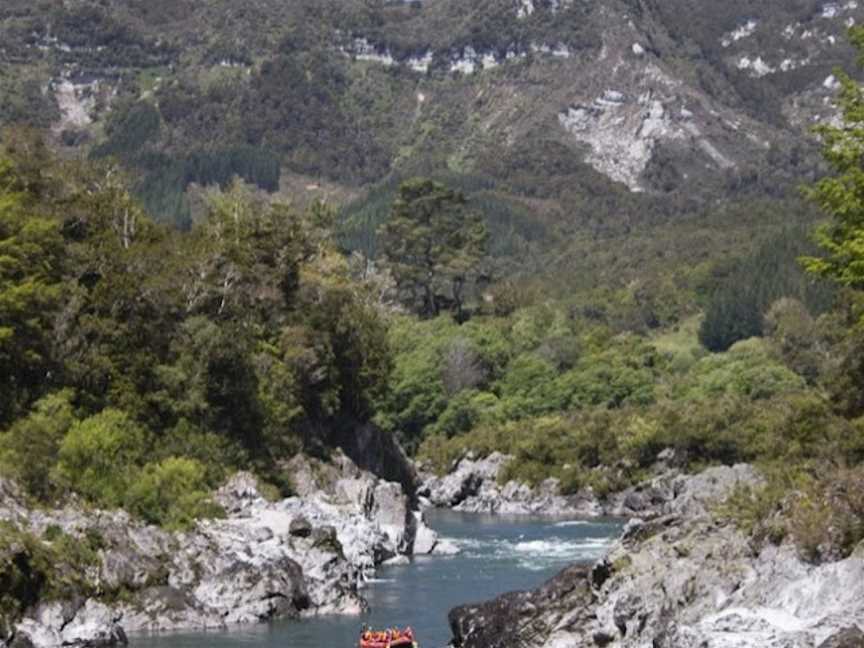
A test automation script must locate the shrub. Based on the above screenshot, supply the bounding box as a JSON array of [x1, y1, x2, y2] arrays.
[[788, 466, 864, 562], [674, 338, 805, 402], [55, 409, 151, 508], [0, 391, 76, 502], [763, 298, 824, 383], [374, 316, 458, 451], [440, 338, 487, 395], [495, 353, 566, 418], [125, 457, 223, 531], [153, 419, 247, 487], [429, 390, 502, 438], [509, 305, 572, 355], [722, 464, 864, 563]]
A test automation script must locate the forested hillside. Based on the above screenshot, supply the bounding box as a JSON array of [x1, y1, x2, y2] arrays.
[[2, 0, 861, 236], [0, 133, 391, 528]]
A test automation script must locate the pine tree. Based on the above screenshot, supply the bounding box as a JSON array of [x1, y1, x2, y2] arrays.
[[380, 178, 488, 319]]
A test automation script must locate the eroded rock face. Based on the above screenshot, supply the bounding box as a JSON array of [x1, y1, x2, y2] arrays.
[[608, 462, 763, 519], [421, 453, 762, 521], [448, 465, 864, 648], [819, 627, 864, 648], [450, 564, 596, 648], [14, 601, 126, 648], [0, 450, 435, 648], [419, 453, 602, 517]]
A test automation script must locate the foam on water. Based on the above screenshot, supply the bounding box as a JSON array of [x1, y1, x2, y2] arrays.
[[443, 531, 615, 571], [511, 537, 614, 570], [552, 520, 590, 527]]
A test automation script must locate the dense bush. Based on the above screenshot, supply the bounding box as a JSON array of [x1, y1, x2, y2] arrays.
[[0, 391, 76, 501], [699, 228, 834, 352], [0, 142, 391, 528], [55, 409, 151, 508], [673, 338, 805, 401], [419, 387, 858, 497], [125, 457, 223, 530]]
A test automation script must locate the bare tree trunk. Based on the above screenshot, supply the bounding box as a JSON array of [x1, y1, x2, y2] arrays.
[[424, 281, 436, 318], [218, 269, 236, 316], [122, 207, 130, 250], [452, 275, 465, 322]]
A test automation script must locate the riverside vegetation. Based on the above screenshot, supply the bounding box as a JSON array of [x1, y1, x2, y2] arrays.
[[2, 2, 864, 644]]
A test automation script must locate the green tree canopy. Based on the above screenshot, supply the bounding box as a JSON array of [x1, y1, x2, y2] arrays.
[[55, 409, 151, 508], [380, 178, 488, 319], [0, 156, 65, 426], [803, 27, 864, 293]]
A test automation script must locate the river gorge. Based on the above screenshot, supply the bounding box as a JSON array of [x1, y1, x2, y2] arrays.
[[130, 511, 623, 648], [2, 449, 863, 648]]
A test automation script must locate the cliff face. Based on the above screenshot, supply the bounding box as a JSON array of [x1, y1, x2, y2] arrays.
[[448, 464, 864, 648]]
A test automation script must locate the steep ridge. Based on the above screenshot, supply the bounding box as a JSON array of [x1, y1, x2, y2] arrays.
[[2, 0, 861, 229]]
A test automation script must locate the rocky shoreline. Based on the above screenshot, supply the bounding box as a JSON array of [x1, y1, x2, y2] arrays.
[[6, 444, 863, 648], [417, 451, 684, 519], [447, 464, 864, 648], [0, 448, 449, 648]]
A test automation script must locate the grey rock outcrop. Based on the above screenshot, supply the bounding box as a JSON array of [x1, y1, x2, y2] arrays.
[[421, 452, 761, 521], [607, 462, 763, 519], [332, 422, 421, 507], [0, 449, 437, 648], [419, 453, 602, 517], [819, 627, 864, 648], [13, 601, 127, 648], [449, 464, 864, 648], [449, 564, 596, 648]]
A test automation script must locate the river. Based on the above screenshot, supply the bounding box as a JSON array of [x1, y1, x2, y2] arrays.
[[131, 510, 624, 648]]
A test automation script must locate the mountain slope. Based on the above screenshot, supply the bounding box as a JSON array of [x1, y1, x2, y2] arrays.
[[1, 0, 859, 235]]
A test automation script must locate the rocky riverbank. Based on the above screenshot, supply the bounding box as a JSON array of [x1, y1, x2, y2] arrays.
[[448, 464, 864, 648], [419, 452, 602, 517], [0, 449, 446, 648], [418, 451, 683, 519]]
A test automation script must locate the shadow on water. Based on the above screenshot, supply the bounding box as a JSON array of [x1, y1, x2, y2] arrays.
[[132, 510, 625, 648]]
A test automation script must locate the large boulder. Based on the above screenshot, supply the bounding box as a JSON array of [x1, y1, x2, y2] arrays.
[[369, 481, 411, 554], [420, 453, 603, 516], [60, 601, 127, 647], [213, 471, 261, 513], [420, 453, 509, 508], [449, 565, 596, 648], [608, 463, 762, 519], [412, 513, 439, 555], [14, 601, 126, 648], [819, 627, 864, 648]]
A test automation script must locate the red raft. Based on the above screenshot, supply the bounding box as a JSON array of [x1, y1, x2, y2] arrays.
[[359, 627, 418, 648]]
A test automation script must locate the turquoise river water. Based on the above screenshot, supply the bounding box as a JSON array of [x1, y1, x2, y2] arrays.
[[131, 510, 623, 648]]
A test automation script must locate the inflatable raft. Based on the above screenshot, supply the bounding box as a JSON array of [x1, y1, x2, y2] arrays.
[[359, 627, 417, 648]]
